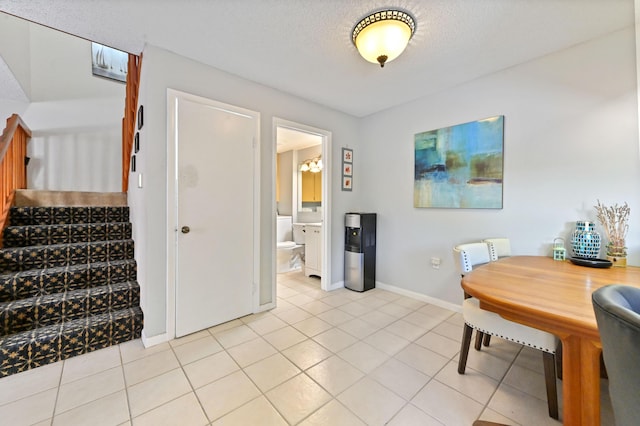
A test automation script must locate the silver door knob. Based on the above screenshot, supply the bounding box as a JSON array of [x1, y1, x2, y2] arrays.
[[181, 226, 190, 234]]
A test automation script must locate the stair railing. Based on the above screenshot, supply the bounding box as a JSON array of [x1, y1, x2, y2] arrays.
[[0, 114, 31, 246], [122, 53, 142, 192]]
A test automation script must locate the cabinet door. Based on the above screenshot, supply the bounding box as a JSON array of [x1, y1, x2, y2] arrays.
[[305, 227, 319, 270], [304, 225, 322, 277], [301, 171, 315, 202], [314, 171, 322, 202]]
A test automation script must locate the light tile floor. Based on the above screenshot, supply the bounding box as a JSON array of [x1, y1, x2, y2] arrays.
[[0, 270, 614, 425]]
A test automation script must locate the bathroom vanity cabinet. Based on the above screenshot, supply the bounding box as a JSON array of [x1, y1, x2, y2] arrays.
[[304, 224, 322, 277]]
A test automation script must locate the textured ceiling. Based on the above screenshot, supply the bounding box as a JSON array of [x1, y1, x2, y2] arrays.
[[0, 0, 634, 117]]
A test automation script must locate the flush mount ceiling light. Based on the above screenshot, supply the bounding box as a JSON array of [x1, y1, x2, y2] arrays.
[[352, 9, 416, 68]]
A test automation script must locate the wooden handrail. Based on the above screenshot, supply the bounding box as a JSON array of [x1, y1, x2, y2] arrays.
[[0, 114, 31, 246], [122, 53, 142, 192], [0, 114, 31, 159]]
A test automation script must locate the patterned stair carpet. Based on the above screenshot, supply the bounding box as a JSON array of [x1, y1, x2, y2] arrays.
[[0, 205, 143, 377]]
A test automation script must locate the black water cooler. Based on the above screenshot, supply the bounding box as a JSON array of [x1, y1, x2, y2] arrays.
[[344, 213, 376, 292]]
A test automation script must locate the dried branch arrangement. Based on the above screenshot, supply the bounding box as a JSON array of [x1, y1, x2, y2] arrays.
[[594, 200, 630, 249]]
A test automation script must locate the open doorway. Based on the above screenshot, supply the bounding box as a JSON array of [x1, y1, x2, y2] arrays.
[[273, 118, 332, 297]]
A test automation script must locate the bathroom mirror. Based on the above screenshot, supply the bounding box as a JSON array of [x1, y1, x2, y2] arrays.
[[299, 169, 322, 212], [295, 144, 322, 214]]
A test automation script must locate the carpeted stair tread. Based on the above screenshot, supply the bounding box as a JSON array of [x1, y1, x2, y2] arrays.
[[0, 195, 142, 378], [0, 306, 143, 377], [0, 281, 140, 335], [0, 259, 137, 302], [2, 222, 132, 248], [0, 239, 134, 272], [8, 205, 129, 226]]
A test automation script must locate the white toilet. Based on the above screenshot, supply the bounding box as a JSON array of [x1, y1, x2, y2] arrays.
[[277, 216, 305, 273]]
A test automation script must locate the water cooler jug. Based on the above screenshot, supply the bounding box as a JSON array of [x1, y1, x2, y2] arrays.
[[344, 213, 376, 292]]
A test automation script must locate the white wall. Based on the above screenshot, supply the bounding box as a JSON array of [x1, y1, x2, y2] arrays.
[[359, 27, 640, 304], [0, 13, 31, 98], [23, 97, 124, 192], [0, 100, 28, 123], [1, 16, 125, 193], [277, 150, 293, 216], [0, 13, 30, 118], [28, 23, 125, 102], [129, 45, 359, 339], [27, 128, 121, 192], [4, 12, 638, 342]]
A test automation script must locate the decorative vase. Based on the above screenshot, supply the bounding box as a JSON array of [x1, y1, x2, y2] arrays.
[[606, 243, 627, 267], [570, 221, 601, 258]]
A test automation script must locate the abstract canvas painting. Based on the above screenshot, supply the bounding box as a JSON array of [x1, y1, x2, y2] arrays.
[[414, 115, 504, 209]]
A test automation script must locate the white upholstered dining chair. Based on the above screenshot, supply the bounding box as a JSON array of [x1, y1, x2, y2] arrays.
[[482, 237, 511, 258], [454, 242, 559, 419], [477, 238, 511, 348]]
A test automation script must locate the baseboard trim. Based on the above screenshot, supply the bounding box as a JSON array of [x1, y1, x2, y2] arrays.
[[257, 301, 276, 312], [327, 280, 345, 291], [141, 330, 169, 348], [375, 281, 462, 313]]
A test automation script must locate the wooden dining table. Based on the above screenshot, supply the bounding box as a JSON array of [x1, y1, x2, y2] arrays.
[[461, 256, 640, 426]]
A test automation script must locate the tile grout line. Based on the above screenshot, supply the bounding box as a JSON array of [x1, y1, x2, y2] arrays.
[[271, 279, 452, 425], [48, 357, 66, 425], [121, 342, 136, 425], [171, 335, 215, 425], [1, 271, 565, 426], [478, 342, 524, 424]]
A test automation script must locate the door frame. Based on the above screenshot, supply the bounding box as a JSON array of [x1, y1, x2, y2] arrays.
[[273, 118, 332, 294], [167, 88, 261, 340]]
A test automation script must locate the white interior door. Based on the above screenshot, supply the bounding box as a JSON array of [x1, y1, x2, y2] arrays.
[[175, 96, 257, 337]]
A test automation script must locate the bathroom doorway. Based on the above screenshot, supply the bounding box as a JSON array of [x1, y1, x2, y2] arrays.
[[273, 119, 332, 295]]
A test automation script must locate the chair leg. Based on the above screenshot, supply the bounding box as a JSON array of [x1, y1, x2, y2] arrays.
[[483, 334, 491, 347], [555, 340, 563, 379], [542, 351, 559, 419], [458, 324, 474, 374], [474, 330, 484, 350]]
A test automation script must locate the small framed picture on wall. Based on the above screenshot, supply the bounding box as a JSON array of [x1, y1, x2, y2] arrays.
[[134, 132, 140, 153], [342, 147, 353, 191], [342, 176, 352, 191], [343, 148, 353, 163], [137, 105, 144, 130]]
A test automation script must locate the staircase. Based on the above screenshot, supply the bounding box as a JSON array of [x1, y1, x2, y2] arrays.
[[0, 191, 143, 377]]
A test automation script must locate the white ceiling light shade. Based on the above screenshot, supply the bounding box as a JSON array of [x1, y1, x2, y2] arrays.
[[352, 9, 416, 68], [300, 156, 322, 173]]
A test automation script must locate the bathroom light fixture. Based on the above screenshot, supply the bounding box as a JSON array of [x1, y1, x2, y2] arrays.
[[352, 9, 416, 68], [300, 156, 323, 173]]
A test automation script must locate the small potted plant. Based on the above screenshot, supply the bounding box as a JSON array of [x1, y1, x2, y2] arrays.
[[594, 200, 630, 267]]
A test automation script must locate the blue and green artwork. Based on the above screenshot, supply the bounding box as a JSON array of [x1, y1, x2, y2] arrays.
[[414, 115, 504, 209]]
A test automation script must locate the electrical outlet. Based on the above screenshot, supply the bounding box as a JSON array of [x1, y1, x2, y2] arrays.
[[431, 257, 441, 269]]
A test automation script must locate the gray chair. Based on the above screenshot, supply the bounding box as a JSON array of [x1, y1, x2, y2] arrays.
[[592, 285, 640, 426], [454, 242, 559, 419]]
